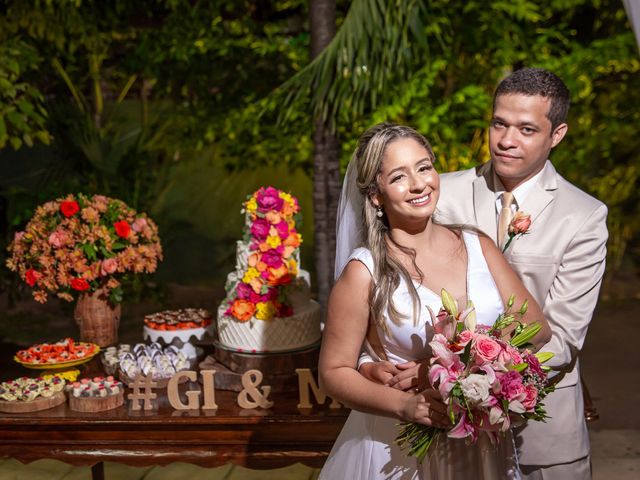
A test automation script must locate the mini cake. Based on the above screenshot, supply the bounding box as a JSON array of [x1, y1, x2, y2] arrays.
[[143, 308, 212, 358], [216, 186, 321, 353], [103, 342, 190, 387], [67, 376, 124, 412]]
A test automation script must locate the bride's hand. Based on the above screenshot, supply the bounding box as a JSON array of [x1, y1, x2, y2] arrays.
[[402, 388, 450, 429]]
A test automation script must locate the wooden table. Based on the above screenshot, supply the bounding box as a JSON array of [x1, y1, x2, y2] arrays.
[[0, 352, 349, 479]]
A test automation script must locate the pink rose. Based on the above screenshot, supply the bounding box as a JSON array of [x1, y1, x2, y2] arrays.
[[132, 217, 148, 233], [498, 370, 525, 401], [506, 345, 523, 364], [275, 221, 289, 240], [261, 249, 283, 268], [256, 186, 284, 212], [509, 212, 532, 235], [236, 282, 253, 300], [522, 384, 538, 411], [48, 230, 68, 248], [473, 334, 502, 363], [250, 218, 270, 240], [100, 258, 118, 276], [14, 231, 25, 243]]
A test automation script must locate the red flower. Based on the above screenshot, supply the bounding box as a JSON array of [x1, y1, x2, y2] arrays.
[[70, 278, 90, 291], [114, 220, 131, 238], [25, 268, 42, 287], [60, 200, 80, 218]]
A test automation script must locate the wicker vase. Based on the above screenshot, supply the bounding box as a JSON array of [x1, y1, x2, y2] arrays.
[[74, 289, 121, 347]]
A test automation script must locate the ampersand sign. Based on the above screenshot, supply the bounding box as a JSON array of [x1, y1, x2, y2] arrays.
[[237, 369, 274, 409]]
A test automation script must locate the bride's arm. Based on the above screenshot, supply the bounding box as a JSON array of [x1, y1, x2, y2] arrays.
[[319, 260, 447, 427], [478, 234, 551, 350]]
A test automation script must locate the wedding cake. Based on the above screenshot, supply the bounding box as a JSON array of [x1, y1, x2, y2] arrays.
[[216, 187, 321, 353]]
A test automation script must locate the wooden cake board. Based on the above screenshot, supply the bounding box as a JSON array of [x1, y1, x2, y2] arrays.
[[199, 343, 320, 392]]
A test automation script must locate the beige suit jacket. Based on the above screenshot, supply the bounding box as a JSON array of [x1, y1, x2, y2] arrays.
[[436, 160, 608, 466]]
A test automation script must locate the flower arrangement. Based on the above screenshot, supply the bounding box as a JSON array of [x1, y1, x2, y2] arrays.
[[225, 186, 302, 322], [396, 290, 554, 461], [502, 211, 532, 252], [6, 193, 162, 304]]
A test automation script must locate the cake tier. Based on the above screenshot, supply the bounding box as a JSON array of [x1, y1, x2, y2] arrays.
[[143, 324, 212, 359], [216, 300, 321, 353]]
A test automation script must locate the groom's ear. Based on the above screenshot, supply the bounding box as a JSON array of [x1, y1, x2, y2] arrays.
[[550, 123, 568, 148]]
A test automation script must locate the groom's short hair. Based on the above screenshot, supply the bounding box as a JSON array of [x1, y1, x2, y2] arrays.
[[494, 67, 570, 131]]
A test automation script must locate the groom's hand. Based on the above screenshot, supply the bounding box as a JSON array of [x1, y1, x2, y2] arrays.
[[359, 361, 401, 386], [388, 360, 431, 391]]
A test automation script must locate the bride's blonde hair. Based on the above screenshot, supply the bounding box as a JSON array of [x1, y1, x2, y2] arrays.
[[353, 122, 436, 329]]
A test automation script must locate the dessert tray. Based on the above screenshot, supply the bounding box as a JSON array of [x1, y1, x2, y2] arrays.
[[0, 376, 67, 413], [14, 338, 100, 370]]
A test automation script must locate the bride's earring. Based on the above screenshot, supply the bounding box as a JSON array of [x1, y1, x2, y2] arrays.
[[376, 206, 384, 218]]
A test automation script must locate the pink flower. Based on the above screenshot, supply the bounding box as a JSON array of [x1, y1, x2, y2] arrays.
[[261, 249, 283, 268], [473, 334, 502, 363], [456, 330, 474, 348], [100, 258, 118, 276], [275, 221, 290, 239], [498, 370, 525, 401], [256, 186, 284, 212], [522, 384, 538, 411], [48, 230, 68, 248], [14, 231, 25, 243], [509, 212, 532, 235], [132, 218, 148, 233], [431, 307, 455, 341], [448, 413, 474, 439], [524, 353, 544, 377], [250, 218, 270, 240], [236, 282, 253, 300]]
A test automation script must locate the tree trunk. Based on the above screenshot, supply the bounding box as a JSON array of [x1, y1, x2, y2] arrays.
[[310, 0, 340, 309]]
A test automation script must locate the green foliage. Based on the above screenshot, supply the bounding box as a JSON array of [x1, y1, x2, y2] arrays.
[[0, 40, 51, 150]]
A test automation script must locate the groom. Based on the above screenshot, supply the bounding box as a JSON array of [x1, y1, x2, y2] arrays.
[[361, 68, 608, 479]]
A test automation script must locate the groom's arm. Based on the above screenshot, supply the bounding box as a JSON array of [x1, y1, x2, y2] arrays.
[[539, 203, 608, 375]]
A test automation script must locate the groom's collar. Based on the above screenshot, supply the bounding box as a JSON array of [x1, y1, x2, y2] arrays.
[[477, 160, 558, 193]]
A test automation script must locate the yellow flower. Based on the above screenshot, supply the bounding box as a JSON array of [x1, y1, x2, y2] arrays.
[[266, 235, 281, 248], [288, 258, 299, 275], [242, 267, 260, 283], [255, 301, 277, 321], [245, 197, 258, 214]]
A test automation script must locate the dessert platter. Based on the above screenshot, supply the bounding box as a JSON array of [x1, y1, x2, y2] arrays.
[[102, 342, 191, 388], [0, 375, 67, 413], [67, 376, 125, 412], [143, 308, 212, 358], [14, 338, 100, 369]]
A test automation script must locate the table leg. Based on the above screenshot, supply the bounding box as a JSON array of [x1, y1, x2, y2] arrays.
[[91, 462, 105, 480]]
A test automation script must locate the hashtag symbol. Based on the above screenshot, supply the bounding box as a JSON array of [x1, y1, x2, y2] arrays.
[[127, 374, 158, 411]]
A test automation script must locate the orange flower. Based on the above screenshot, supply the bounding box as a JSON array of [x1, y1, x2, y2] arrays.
[[230, 299, 256, 322], [283, 233, 301, 248]]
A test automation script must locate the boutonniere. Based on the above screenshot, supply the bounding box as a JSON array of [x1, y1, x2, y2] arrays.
[[502, 211, 532, 252]]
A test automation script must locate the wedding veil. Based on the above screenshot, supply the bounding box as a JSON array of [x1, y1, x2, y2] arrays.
[[334, 159, 365, 280]]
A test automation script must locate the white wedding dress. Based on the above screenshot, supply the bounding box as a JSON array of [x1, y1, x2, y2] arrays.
[[319, 231, 521, 480]]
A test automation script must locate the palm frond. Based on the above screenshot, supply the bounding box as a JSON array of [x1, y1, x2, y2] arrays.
[[274, 0, 429, 128]]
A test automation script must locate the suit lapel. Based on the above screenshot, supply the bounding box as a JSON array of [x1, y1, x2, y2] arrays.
[[473, 165, 498, 242]]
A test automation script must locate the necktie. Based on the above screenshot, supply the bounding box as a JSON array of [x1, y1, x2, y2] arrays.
[[498, 192, 515, 247]]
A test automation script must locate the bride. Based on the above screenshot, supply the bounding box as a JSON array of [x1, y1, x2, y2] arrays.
[[318, 123, 551, 479]]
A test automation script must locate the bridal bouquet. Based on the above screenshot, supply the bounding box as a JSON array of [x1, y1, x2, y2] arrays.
[[6, 193, 162, 304], [395, 290, 554, 461]]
